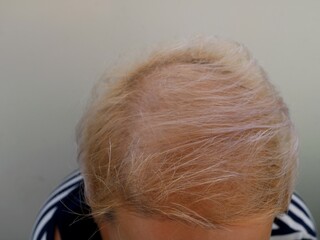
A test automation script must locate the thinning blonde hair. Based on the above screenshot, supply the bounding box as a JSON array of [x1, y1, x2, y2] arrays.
[[76, 38, 298, 228]]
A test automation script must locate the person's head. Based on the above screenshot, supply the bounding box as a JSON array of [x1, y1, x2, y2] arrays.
[[76, 38, 298, 239]]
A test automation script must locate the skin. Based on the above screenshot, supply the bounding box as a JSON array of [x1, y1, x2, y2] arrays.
[[54, 227, 61, 240], [98, 209, 274, 240], [54, 209, 274, 240]]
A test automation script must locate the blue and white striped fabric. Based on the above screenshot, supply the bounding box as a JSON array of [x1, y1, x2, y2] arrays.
[[31, 171, 318, 240], [271, 194, 318, 240], [31, 171, 87, 240]]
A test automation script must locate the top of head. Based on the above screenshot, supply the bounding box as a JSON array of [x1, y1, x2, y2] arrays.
[[77, 38, 298, 228]]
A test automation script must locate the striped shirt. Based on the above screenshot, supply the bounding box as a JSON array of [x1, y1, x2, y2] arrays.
[[31, 171, 318, 240]]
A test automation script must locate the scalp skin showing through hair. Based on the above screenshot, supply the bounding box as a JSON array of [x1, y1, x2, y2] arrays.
[[76, 38, 298, 228]]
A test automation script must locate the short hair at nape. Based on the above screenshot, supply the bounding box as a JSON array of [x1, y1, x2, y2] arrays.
[[76, 38, 298, 228]]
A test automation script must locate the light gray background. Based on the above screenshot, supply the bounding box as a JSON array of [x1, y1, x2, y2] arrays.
[[1, 1, 319, 239]]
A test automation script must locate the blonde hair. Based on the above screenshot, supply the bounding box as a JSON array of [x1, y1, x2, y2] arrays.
[[76, 38, 298, 228]]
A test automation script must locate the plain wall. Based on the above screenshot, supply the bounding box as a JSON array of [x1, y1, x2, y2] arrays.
[[1, 1, 319, 239]]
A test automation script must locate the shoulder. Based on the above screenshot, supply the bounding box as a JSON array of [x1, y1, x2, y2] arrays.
[[271, 192, 318, 240], [31, 171, 100, 240]]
